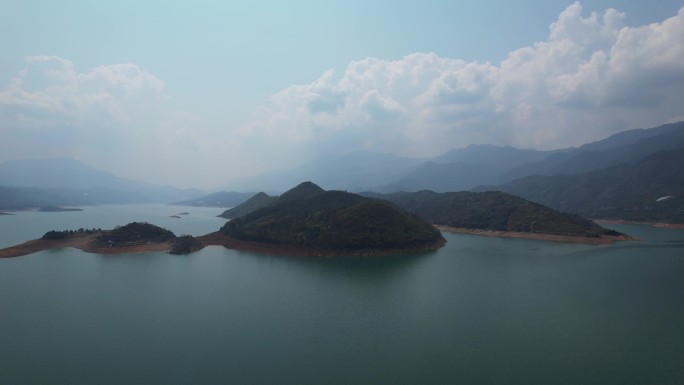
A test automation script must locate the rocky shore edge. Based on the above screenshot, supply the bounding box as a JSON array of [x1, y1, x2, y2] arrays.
[[1, 224, 634, 259], [0, 231, 447, 259], [436, 225, 637, 244]]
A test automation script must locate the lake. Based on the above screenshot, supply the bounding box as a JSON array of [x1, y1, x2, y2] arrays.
[[1, 205, 683, 384]]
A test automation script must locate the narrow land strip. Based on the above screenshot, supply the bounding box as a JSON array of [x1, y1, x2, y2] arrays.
[[435, 225, 637, 244], [594, 219, 684, 229]]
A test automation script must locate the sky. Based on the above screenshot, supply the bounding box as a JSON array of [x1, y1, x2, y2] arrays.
[[1, 0, 683, 189]]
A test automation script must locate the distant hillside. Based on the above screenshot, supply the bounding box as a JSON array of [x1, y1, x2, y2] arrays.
[[219, 122, 684, 194], [0, 158, 202, 206], [220, 182, 445, 253], [382, 144, 558, 193], [218, 192, 276, 219], [504, 121, 684, 180], [224, 151, 424, 192], [171, 191, 255, 207], [0, 186, 151, 209], [363, 190, 618, 238], [0, 158, 145, 190], [487, 148, 684, 223]]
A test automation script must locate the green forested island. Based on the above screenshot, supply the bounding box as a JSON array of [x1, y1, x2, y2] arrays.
[[220, 182, 446, 254], [96, 222, 176, 246], [37, 222, 203, 255]]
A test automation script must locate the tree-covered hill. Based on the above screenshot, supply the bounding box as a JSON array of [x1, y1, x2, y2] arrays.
[[487, 148, 684, 223], [97, 222, 176, 246], [220, 182, 445, 253], [363, 190, 617, 237], [218, 192, 276, 219]]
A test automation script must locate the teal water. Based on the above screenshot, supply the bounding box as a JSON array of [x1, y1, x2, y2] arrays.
[[1, 206, 683, 384]]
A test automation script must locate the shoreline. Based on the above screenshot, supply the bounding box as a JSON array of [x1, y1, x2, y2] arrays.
[[594, 219, 684, 229], [1, 223, 638, 259], [435, 225, 636, 245], [196, 232, 446, 258], [0, 232, 446, 259], [0, 234, 175, 259]]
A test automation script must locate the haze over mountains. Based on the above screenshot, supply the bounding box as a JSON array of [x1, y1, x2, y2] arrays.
[[0, 158, 202, 208], [1, 121, 683, 224], [223, 151, 426, 193], [225, 121, 684, 194]]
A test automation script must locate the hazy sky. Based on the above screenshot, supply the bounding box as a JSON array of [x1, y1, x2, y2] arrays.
[[1, 0, 683, 188]]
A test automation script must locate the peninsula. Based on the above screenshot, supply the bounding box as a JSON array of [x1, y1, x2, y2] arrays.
[[363, 190, 630, 244], [1, 222, 205, 258]]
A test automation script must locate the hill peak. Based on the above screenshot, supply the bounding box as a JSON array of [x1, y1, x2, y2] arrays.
[[278, 181, 324, 201]]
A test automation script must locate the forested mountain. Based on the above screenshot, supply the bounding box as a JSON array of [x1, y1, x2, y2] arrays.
[[503, 121, 684, 180], [486, 148, 684, 222], [379, 145, 559, 193], [218, 192, 275, 219], [223, 122, 684, 194], [363, 190, 617, 238]]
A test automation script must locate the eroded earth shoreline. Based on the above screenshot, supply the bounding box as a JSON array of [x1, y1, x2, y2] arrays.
[[0, 231, 445, 259], [436, 225, 637, 244], [0, 225, 636, 259]]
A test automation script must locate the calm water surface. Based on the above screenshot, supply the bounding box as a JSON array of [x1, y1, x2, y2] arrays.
[[1, 205, 683, 384]]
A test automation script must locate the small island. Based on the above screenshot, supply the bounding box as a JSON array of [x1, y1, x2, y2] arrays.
[[38, 206, 83, 212], [0, 211, 14, 215], [0, 223, 203, 258]]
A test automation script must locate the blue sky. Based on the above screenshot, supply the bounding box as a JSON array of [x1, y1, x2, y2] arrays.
[[1, 1, 683, 188]]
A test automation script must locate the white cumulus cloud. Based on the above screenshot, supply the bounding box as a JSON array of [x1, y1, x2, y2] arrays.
[[0, 56, 165, 128], [0, 56, 216, 186], [1, 2, 683, 187], [244, 2, 684, 157]]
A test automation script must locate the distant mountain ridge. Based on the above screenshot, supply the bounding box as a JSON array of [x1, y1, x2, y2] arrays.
[[503, 121, 684, 180], [0, 186, 151, 209], [171, 191, 255, 207], [224, 150, 425, 192], [0, 158, 202, 208], [222, 122, 684, 194], [3, 121, 682, 216], [0, 158, 147, 190], [485, 148, 684, 223]]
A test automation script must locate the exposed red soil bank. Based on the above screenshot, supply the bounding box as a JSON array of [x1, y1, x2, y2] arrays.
[[436, 225, 636, 244], [1, 223, 637, 259]]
